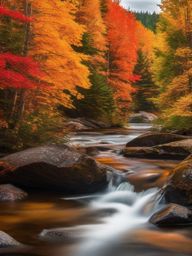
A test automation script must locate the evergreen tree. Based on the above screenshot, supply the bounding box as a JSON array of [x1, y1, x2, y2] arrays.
[[65, 70, 115, 122], [133, 50, 157, 112], [62, 0, 116, 124], [134, 11, 159, 32], [63, 32, 115, 123]]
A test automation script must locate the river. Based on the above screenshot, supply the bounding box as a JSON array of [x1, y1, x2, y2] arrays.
[[0, 124, 192, 256]]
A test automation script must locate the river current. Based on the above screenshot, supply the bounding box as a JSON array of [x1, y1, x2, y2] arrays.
[[0, 124, 192, 256]]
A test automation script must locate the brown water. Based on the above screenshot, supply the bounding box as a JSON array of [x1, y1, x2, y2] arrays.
[[0, 124, 192, 256]]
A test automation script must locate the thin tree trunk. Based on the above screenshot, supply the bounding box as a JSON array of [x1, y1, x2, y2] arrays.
[[22, 0, 31, 56], [10, 90, 18, 120], [16, 0, 32, 127], [107, 48, 110, 83], [184, 0, 192, 47]]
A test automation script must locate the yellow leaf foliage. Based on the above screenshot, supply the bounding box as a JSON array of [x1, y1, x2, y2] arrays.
[[77, 0, 107, 52], [153, 0, 192, 124], [30, 0, 90, 107], [169, 94, 192, 117], [136, 21, 155, 58]]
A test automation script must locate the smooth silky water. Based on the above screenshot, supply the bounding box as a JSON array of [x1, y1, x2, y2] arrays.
[[0, 124, 192, 256]]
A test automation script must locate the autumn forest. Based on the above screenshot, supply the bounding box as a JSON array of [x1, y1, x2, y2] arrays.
[[0, 0, 190, 152], [0, 1, 192, 255]]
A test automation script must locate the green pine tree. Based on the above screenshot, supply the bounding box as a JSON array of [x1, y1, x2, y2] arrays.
[[63, 32, 116, 124], [134, 11, 159, 32], [133, 50, 157, 112]]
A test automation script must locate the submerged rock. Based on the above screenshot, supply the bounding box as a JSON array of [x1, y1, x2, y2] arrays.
[[39, 226, 88, 242], [0, 184, 27, 201], [164, 156, 192, 206], [126, 132, 189, 147], [0, 145, 110, 194], [127, 172, 162, 191], [150, 203, 192, 226], [0, 231, 22, 248]]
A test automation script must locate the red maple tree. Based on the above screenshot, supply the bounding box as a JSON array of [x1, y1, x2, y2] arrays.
[[0, 5, 32, 23], [0, 53, 44, 89], [105, 1, 140, 112], [0, 6, 44, 90]]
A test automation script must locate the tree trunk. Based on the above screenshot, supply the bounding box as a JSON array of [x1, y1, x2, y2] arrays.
[[16, 0, 32, 127], [184, 0, 192, 47], [10, 90, 18, 120]]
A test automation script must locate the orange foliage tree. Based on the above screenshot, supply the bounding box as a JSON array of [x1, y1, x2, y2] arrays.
[[30, 0, 90, 108], [0, 2, 45, 127], [105, 1, 140, 117], [136, 21, 155, 57], [152, 0, 192, 130], [77, 0, 107, 66], [132, 20, 156, 112]]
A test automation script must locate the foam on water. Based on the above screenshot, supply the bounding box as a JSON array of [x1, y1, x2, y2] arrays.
[[62, 124, 160, 256], [64, 181, 159, 256]]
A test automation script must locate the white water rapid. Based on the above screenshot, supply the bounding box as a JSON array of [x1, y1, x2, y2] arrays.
[[63, 180, 160, 256]]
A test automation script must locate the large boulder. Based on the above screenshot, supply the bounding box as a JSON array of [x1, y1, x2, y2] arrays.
[[126, 132, 189, 147], [0, 231, 22, 248], [0, 184, 27, 201], [123, 139, 192, 160], [0, 145, 109, 194], [164, 156, 192, 206], [150, 203, 192, 226]]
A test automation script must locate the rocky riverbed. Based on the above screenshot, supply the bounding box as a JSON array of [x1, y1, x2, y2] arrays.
[[0, 123, 191, 256]]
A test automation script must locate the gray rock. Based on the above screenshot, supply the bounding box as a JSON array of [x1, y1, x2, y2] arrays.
[[129, 112, 157, 123], [65, 121, 89, 131], [0, 231, 21, 248], [39, 226, 88, 242], [0, 184, 27, 201], [150, 203, 192, 226], [0, 145, 110, 194]]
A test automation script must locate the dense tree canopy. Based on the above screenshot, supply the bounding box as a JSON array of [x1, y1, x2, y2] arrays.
[[105, 1, 139, 118], [153, 0, 192, 132], [134, 11, 159, 32], [1, 0, 190, 149], [31, 0, 90, 107]]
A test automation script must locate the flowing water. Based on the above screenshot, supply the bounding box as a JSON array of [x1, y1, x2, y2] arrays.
[[0, 124, 192, 256]]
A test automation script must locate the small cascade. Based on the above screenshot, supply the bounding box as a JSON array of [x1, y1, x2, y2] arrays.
[[107, 171, 129, 192], [59, 125, 167, 256], [64, 178, 160, 256]]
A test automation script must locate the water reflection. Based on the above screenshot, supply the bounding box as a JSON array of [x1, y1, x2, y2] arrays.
[[0, 125, 191, 256], [132, 229, 192, 254]]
